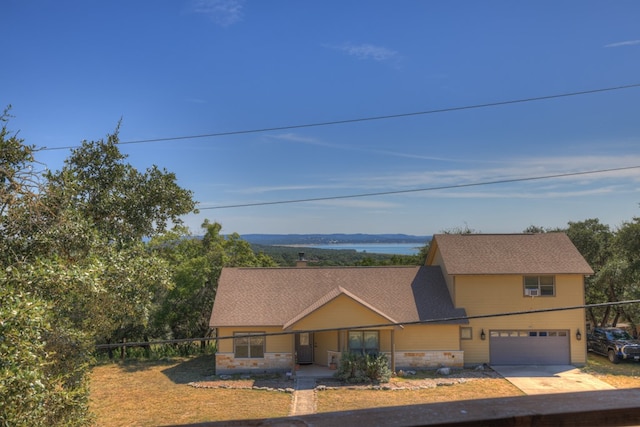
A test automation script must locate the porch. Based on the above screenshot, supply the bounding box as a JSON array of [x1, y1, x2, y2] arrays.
[[295, 363, 336, 378]]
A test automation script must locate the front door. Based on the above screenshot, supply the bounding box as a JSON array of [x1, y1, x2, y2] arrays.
[[295, 332, 314, 364]]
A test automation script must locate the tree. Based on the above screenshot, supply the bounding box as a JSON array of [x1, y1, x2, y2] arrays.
[[523, 225, 548, 233], [562, 217, 640, 328], [610, 217, 640, 329], [0, 109, 92, 426], [0, 113, 198, 423], [45, 130, 196, 243], [150, 221, 277, 342], [0, 285, 91, 426]]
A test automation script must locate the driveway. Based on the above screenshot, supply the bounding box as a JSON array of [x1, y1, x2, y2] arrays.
[[491, 365, 615, 395]]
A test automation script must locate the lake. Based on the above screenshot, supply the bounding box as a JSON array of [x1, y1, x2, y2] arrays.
[[301, 243, 422, 255]]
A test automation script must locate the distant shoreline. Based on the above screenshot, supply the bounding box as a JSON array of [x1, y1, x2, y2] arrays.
[[274, 242, 423, 256], [239, 233, 431, 246]]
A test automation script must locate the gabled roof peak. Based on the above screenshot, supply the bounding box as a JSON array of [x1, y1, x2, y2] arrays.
[[429, 233, 593, 275]]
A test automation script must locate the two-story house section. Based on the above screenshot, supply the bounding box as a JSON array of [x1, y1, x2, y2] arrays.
[[426, 233, 594, 366]]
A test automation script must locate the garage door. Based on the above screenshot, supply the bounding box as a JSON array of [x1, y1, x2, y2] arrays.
[[490, 330, 570, 365]]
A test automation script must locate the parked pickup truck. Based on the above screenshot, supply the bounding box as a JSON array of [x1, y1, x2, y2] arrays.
[[587, 327, 640, 364]]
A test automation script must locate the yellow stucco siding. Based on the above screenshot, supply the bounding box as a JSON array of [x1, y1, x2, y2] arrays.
[[289, 294, 395, 330], [454, 274, 586, 365], [395, 325, 460, 350], [454, 274, 584, 316], [313, 331, 338, 365], [216, 326, 292, 353]]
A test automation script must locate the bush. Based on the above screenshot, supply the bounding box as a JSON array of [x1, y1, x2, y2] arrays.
[[335, 352, 392, 383], [0, 287, 92, 426]]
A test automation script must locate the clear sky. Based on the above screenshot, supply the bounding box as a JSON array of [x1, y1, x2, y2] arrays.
[[3, 1, 640, 236]]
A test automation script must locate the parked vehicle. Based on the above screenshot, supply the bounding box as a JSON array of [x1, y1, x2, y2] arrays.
[[587, 327, 640, 364]]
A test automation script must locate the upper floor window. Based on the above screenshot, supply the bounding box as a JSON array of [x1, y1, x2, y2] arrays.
[[524, 276, 555, 296]]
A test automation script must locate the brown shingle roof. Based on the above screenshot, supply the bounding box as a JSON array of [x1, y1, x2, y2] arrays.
[[209, 266, 467, 328], [429, 233, 594, 275]]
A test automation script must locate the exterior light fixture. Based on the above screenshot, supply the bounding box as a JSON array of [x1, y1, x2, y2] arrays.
[[480, 329, 486, 340], [576, 329, 582, 341]]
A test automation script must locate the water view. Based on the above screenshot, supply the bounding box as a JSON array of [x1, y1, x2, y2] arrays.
[[303, 243, 422, 256]]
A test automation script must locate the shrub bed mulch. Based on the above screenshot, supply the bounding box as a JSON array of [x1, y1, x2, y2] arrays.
[[188, 366, 502, 392]]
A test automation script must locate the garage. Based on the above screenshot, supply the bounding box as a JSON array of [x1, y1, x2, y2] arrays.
[[490, 330, 570, 365]]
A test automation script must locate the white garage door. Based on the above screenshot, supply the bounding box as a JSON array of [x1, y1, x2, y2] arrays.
[[490, 330, 570, 365]]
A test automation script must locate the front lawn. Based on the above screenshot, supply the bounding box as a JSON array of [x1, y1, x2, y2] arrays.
[[89, 353, 640, 425], [316, 378, 522, 413], [581, 353, 640, 388], [89, 355, 291, 426]]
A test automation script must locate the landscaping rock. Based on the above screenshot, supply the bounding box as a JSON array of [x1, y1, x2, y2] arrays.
[[437, 367, 451, 376]]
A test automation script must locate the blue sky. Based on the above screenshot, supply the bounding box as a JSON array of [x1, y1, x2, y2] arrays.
[[3, 1, 640, 236]]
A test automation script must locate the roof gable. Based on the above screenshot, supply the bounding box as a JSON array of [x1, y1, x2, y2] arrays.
[[282, 287, 400, 330], [428, 233, 594, 275]]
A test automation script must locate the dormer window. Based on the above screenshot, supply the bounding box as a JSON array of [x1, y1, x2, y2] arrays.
[[524, 276, 555, 297]]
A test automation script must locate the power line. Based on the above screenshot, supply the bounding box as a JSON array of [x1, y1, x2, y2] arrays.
[[42, 83, 640, 151], [198, 165, 640, 210], [95, 299, 640, 349]]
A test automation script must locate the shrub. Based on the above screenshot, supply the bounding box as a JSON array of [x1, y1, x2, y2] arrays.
[[335, 352, 392, 383]]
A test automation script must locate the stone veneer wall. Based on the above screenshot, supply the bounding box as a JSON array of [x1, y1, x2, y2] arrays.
[[394, 350, 464, 369], [215, 352, 293, 374], [216, 350, 463, 373]]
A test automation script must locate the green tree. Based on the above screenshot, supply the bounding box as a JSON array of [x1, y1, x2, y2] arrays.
[[150, 221, 277, 343], [523, 225, 548, 233], [610, 217, 640, 329], [0, 285, 91, 426], [564, 219, 623, 327], [0, 109, 92, 426], [1, 113, 197, 423], [45, 130, 196, 243]]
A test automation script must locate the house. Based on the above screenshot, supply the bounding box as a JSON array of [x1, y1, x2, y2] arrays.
[[209, 233, 593, 374]]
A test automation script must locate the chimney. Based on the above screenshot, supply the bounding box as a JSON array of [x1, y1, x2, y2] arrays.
[[296, 252, 307, 267]]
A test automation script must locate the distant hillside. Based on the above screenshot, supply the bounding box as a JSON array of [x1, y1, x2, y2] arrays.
[[239, 233, 431, 246]]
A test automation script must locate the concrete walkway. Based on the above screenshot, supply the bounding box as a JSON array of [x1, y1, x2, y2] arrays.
[[492, 365, 615, 395], [289, 377, 317, 416]]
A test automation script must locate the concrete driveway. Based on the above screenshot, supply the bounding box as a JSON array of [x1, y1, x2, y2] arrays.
[[491, 365, 615, 395]]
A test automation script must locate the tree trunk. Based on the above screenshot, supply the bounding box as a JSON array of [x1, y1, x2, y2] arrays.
[[600, 305, 611, 327], [587, 308, 598, 330], [612, 311, 620, 327]]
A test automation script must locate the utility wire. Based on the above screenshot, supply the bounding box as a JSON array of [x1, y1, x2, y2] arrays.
[[95, 299, 640, 349], [42, 83, 640, 151], [198, 165, 640, 210]]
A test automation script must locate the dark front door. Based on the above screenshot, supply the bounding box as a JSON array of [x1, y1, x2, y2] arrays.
[[295, 332, 314, 364]]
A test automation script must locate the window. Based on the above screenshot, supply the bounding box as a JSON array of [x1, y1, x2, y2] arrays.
[[524, 275, 555, 296], [460, 327, 473, 340], [299, 332, 309, 346], [234, 332, 264, 358], [348, 331, 379, 355]]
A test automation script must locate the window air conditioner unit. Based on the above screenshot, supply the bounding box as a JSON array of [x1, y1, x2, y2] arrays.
[[525, 288, 539, 297]]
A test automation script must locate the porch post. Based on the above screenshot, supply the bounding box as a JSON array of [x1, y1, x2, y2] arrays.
[[391, 329, 396, 373], [291, 333, 296, 370]]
